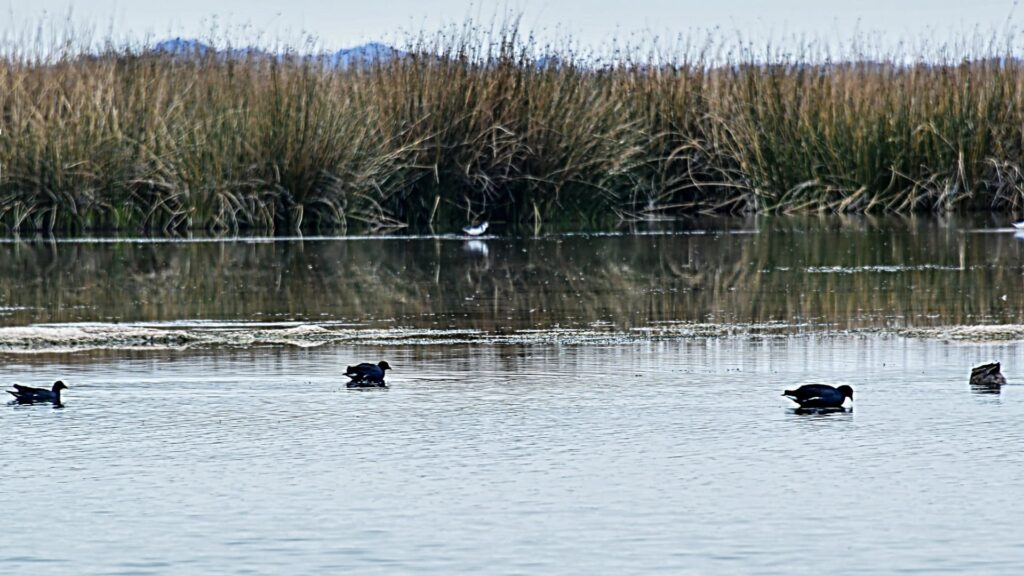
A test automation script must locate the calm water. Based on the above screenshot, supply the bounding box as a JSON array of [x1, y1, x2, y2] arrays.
[[3, 216, 1024, 574], [0, 215, 1022, 332]]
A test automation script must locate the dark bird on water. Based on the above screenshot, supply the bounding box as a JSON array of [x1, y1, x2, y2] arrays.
[[782, 384, 854, 409], [7, 381, 68, 404], [970, 362, 1006, 387], [345, 361, 392, 388]]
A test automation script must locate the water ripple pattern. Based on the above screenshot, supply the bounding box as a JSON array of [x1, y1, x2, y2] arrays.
[[3, 339, 1024, 575]]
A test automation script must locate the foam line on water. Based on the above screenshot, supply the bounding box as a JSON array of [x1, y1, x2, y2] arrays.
[[0, 321, 1022, 352]]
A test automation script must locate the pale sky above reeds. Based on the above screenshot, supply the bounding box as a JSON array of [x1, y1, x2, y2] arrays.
[[13, 0, 1022, 50]]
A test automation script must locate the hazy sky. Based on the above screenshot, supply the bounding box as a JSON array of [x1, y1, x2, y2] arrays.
[[10, 0, 1022, 50]]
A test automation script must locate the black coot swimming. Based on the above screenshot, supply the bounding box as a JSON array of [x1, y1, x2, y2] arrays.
[[345, 361, 392, 388], [970, 362, 1006, 387], [782, 384, 853, 409], [7, 381, 68, 404]]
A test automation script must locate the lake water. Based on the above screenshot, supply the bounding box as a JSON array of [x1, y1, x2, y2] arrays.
[[3, 216, 1024, 575]]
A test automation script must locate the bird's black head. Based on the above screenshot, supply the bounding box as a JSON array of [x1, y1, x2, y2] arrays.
[[837, 385, 854, 399], [378, 361, 392, 371], [53, 381, 68, 392]]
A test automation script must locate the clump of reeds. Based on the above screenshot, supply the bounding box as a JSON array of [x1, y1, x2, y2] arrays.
[[1, 21, 1024, 233]]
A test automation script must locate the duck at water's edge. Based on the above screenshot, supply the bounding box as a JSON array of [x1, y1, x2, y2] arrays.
[[7, 381, 68, 404], [782, 384, 853, 409], [345, 361, 391, 388], [970, 362, 1006, 387]]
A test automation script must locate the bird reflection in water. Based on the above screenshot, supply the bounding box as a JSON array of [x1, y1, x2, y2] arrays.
[[792, 406, 852, 416], [970, 382, 1002, 395], [463, 240, 489, 257]]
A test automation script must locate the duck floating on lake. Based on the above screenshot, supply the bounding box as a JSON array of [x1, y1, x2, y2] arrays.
[[7, 381, 68, 404], [345, 361, 391, 388], [1013, 221, 1024, 230], [970, 362, 1006, 388], [782, 384, 853, 409], [462, 222, 489, 236]]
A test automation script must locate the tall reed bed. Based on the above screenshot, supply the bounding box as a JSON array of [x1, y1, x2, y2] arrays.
[[1, 23, 1023, 233]]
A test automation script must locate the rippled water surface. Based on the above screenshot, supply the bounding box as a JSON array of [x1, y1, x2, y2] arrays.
[[3, 217, 1024, 575]]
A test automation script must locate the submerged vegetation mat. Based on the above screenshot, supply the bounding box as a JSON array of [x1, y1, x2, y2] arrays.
[[3, 22, 1024, 233]]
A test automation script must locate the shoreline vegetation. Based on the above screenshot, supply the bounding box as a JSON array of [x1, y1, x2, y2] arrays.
[[3, 22, 1024, 233]]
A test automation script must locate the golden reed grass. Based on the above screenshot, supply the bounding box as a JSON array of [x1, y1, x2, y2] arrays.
[[1, 22, 1023, 233]]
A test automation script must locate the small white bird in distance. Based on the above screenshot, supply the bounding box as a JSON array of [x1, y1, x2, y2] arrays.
[[1013, 221, 1024, 230], [462, 222, 489, 236]]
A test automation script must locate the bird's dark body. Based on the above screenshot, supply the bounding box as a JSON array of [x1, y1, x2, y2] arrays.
[[970, 362, 1006, 387], [782, 384, 853, 408], [7, 381, 68, 404], [345, 361, 391, 386]]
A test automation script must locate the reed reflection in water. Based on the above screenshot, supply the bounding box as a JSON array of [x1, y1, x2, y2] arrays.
[[0, 215, 1021, 332]]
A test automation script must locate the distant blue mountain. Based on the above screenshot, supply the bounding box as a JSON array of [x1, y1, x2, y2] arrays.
[[151, 38, 404, 68], [330, 42, 405, 68], [153, 37, 213, 56]]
